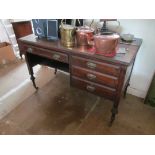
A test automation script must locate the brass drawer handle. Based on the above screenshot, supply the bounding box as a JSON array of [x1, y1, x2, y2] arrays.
[[53, 54, 60, 60], [86, 85, 95, 92], [27, 47, 33, 53], [87, 73, 96, 80], [86, 62, 96, 69]]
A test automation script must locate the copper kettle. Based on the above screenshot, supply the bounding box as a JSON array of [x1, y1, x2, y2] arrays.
[[76, 20, 94, 47]]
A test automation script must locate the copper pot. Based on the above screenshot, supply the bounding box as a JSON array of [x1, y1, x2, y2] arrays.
[[76, 26, 94, 46], [94, 33, 120, 57]]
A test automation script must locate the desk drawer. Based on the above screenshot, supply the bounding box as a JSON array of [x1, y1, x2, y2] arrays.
[[71, 76, 116, 99], [71, 66, 118, 88], [27, 46, 68, 63], [71, 56, 120, 77]]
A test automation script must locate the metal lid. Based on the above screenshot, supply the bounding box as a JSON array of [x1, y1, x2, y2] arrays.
[[94, 33, 120, 40], [76, 26, 94, 33]]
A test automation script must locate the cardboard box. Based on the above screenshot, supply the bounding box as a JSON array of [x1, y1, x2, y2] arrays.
[[0, 42, 16, 65]]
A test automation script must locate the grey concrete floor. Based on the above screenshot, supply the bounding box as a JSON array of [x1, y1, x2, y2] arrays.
[[0, 61, 155, 134]]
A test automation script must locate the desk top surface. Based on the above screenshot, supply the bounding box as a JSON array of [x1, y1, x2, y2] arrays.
[[19, 34, 142, 66]]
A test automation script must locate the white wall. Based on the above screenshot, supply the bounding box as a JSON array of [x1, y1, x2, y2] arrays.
[[0, 20, 10, 42], [119, 19, 155, 98]]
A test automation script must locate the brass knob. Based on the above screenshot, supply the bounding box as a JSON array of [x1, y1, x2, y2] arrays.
[[86, 85, 95, 92], [27, 47, 33, 53], [87, 73, 96, 80], [53, 54, 60, 60], [86, 62, 96, 69]]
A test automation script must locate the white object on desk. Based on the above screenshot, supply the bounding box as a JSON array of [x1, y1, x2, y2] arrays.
[[117, 47, 128, 54], [121, 33, 134, 42]]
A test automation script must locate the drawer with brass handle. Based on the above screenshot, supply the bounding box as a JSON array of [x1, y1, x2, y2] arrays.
[[71, 76, 116, 100], [71, 56, 120, 77], [71, 66, 118, 88], [26, 46, 68, 63]]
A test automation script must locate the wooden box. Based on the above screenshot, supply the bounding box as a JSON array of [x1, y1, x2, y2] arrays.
[[0, 42, 16, 65]]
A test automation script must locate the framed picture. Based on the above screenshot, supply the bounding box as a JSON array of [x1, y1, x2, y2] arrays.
[[47, 19, 58, 40]]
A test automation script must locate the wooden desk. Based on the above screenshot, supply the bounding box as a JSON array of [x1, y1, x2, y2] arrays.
[[18, 34, 142, 125]]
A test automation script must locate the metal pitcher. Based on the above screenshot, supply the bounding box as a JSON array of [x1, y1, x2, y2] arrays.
[[76, 19, 95, 47], [60, 19, 76, 47]]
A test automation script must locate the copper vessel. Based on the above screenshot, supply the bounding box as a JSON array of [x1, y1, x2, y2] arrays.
[[60, 20, 76, 47], [76, 20, 95, 47], [94, 33, 120, 57], [76, 26, 94, 46]]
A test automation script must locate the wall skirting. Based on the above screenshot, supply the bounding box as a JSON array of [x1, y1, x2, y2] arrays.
[[127, 86, 146, 99]]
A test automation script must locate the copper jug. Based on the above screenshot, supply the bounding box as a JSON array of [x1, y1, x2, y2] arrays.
[[76, 26, 94, 46], [94, 33, 120, 57], [76, 20, 95, 47], [60, 19, 76, 47]]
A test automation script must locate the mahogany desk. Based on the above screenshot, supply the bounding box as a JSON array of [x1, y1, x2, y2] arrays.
[[18, 34, 142, 125]]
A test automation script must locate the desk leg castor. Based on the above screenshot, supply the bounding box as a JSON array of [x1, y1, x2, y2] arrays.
[[109, 104, 118, 127], [30, 76, 38, 90], [20, 53, 23, 59], [54, 68, 57, 74]]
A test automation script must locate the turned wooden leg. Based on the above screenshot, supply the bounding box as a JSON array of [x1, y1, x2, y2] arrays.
[[124, 83, 130, 98], [109, 101, 119, 126], [30, 74, 38, 90], [123, 59, 135, 98], [54, 68, 57, 74], [108, 66, 127, 126], [25, 52, 38, 90]]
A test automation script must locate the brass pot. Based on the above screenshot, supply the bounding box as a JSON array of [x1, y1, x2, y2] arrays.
[[76, 26, 94, 46], [94, 34, 120, 57], [60, 20, 76, 47]]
